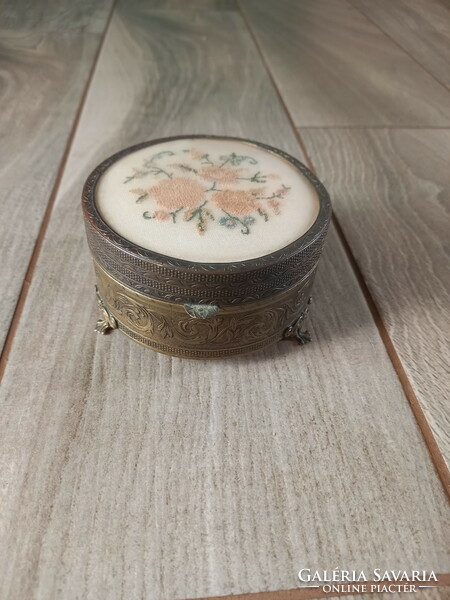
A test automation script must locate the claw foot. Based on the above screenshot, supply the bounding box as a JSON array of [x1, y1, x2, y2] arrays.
[[95, 286, 117, 335], [283, 297, 312, 345], [295, 329, 311, 345]]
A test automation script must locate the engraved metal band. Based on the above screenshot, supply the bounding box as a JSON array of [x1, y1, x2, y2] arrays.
[[94, 260, 316, 359]]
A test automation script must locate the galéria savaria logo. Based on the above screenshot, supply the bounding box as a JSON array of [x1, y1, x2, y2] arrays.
[[297, 569, 439, 594]]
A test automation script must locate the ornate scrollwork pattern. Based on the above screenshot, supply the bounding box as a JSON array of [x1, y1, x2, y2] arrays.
[[94, 262, 316, 358]]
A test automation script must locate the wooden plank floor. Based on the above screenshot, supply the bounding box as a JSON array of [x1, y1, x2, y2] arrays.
[[0, 2, 449, 600], [300, 129, 450, 468], [239, 0, 450, 126], [0, 0, 113, 351], [0, 0, 113, 31], [351, 0, 450, 89], [240, 0, 450, 473]]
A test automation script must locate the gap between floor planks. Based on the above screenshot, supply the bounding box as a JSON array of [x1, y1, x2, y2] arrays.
[[190, 579, 450, 600], [349, 0, 450, 92], [2, 0, 446, 503], [235, 0, 450, 498], [0, 0, 118, 382], [1, 5, 449, 600]]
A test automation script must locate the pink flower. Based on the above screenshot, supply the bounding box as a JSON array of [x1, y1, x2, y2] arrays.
[[190, 149, 204, 160], [268, 199, 280, 215], [153, 210, 170, 221], [213, 189, 262, 215], [199, 165, 242, 184], [149, 177, 204, 210]]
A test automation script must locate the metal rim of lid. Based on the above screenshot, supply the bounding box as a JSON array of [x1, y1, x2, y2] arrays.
[[82, 135, 332, 305]]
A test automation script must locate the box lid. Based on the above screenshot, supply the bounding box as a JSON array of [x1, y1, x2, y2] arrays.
[[82, 135, 331, 305]]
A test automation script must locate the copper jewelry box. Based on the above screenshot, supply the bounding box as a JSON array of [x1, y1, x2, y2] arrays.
[[82, 135, 331, 359]]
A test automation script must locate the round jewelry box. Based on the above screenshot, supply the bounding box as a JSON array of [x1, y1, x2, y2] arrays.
[[82, 135, 331, 359]]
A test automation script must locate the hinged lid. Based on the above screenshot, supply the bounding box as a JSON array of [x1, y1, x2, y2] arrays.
[[82, 135, 331, 305]]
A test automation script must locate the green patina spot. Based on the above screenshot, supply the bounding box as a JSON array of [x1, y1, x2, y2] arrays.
[[184, 303, 219, 319]]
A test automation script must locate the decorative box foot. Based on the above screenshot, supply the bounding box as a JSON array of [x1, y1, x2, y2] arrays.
[[283, 297, 312, 345], [94, 286, 117, 335], [295, 329, 311, 345]]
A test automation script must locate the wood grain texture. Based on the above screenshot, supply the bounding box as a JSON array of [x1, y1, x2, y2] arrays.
[[143, 0, 237, 9], [0, 4, 448, 600], [301, 128, 450, 469], [0, 4, 112, 351], [330, 591, 446, 600], [198, 587, 450, 600], [0, 0, 113, 32], [339, 591, 449, 600], [239, 0, 450, 126], [351, 0, 450, 89]]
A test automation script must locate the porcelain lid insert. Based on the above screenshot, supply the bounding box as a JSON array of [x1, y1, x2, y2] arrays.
[[95, 137, 320, 263]]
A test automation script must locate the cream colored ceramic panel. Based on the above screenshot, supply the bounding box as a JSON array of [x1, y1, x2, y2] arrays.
[[96, 137, 319, 261]]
